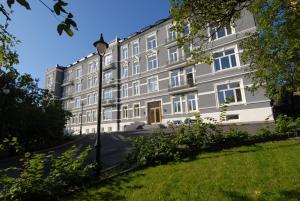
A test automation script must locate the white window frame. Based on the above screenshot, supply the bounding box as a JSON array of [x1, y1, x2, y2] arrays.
[[86, 111, 92, 122], [172, 96, 183, 114], [132, 41, 139, 56], [133, 103, 140, 118], [186, 94, 198, 112], [121, 46, 128, 60], [132, 61, 140, 75], [214, 79, 246, 107], [170, 71, 181, 88], [166, 24, 177, 42], [147, 55, 158, 71], [121, 65, 128, 78], [212, 45, 240, 73], [132, 81, 140, 96], [103, 88, 112, 100], [104, 71, 113, 82], [75, 97, 81, 109], [105, 54, 113, 66], [87, 77, 93, 89], [122, 105, 128, 119], [168, 48, 179, 64], [146, 33, 157, 50], [147, 76, 159, 93], [93, 92, 98, 104], [208, 24, 235, 41], [75, 67, 82, 78], [103, 107, 112, 121], [121, 84, 128, 98]]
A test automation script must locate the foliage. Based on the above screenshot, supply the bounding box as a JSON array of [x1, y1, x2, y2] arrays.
[[169, 0, 300, 112], [0, 70, 72, 152], [0, 145, 94, 201], [274, 115, 300, 135]]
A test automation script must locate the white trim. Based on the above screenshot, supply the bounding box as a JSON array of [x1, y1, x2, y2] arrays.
[[147, 75, 159, 93], [133, 102, 141, 118], [171, 95, 183, 114]]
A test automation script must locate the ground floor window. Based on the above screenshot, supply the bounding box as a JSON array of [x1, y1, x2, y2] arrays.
[[133, 103, 140, 117], [103, 108, 112, 120], [187, 94, 197, 112], [173, 96, 182, 113], [122, 105, 128, 119]]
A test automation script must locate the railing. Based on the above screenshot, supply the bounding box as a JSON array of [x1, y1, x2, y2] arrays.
[[102, 99, 117, 106], [167, 56, 186, 66], [104, 62, 116, 70], [165, 36, 176, 44], [168, 77, 194, 92]]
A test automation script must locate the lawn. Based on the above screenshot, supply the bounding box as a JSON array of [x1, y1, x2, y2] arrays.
[[68, 139, 300, 201]]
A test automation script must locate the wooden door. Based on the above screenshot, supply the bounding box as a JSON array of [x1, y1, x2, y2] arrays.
[[148, 101, 162, 124]]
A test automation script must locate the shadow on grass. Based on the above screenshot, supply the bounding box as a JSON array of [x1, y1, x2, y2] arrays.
[[69, 172, 145, 201], [185, 140, 300, 162], [222, 188, 300, 201]]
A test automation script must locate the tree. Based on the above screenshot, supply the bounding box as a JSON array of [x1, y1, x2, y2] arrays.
[[169, 0, 300, 116]]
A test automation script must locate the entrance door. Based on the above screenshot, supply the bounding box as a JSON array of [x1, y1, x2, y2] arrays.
[[148, 101, 162, 124]]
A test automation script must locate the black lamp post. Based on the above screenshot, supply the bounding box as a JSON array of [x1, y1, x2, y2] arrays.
[[79, 102, 84, 135], [93, 33, 108, 175]]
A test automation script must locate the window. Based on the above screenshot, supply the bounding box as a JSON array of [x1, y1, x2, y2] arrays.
[[87, 77, 93, 89], [169, 48, 178, 63], [121, 65, 128, 78], [148, 77, 158, 92], [147, 55, 158, 71], [183, 24, 190, 35], [187, 94, 197, 112], [104, 71, 113, 82], [75, 68, 82, 78], [132, 42, 139, 56], [121, 84, 128, 98], [209, 25, 234, 40], [64, 71, 69, 81], [103, 108, 112, 120], [167, 26, 176, 42], [122, 105, 128, 119], [217, 81, 243, 105], [173, 96, 182, 113], [171, 71, 180, 87], [75, 97, 80, 108], [132, 62, 140, 75], [88, 61, 97, 73], [87, 94, 93, 105], [75, 81, 81, 92], [105, 54, 113, 65], [86, 111, 92, 122], [103, 89, 112, 100], [93, 76, 98, 86], [185, 67, 194, 86], [93, 111, 97, 121], [132, 81, 140, 96], [133, 103, 140, 117], [213, 48, 237, 71], [226, 114, 239, 121], [122, 46, 128, 60], [93, 93, 98, 104], [147, 35, 156, 49]]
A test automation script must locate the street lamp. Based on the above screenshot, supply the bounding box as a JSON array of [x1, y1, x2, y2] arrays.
[[79, 102, 84, 135], [93, 33, 108, 175]]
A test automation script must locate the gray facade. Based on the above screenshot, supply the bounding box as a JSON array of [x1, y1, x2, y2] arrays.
[[45, 10, 273, 134]]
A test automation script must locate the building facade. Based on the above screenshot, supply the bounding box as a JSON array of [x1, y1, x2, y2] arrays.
[[45, 10, 274, 134]]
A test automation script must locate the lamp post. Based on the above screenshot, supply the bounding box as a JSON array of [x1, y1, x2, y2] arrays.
[[93, 33, 108, 175], [79, 102, 84, 135]]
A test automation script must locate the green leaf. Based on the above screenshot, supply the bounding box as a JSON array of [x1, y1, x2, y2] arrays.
[[16, 0, 30, 9], [57, 23, 65, 35], [64, 27, 74, 37], [7, 0, 15, 8], [53, 3, 61, 15], [67, 13, 73, 18]]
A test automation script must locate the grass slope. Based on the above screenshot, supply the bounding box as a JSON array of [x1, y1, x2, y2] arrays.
[[68, 139, 300, 201]]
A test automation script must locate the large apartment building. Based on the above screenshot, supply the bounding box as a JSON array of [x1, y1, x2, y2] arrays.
[[45, 10, 274, 134]]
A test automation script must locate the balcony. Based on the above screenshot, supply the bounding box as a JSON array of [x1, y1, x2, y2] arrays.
[[102, 99, 117, 107], [165, 37, 177, 47], [60, 94, 73, 100], [102, 79, 116, 88], [168, 78, 197, 95], [103, 62, 116, 70], [61, 80, 74, 87]]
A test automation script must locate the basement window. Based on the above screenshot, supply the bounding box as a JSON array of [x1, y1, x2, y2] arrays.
[[226, 114, 239, 121]]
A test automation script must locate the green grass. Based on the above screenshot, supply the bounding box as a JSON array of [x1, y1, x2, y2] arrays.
[[68, 139, 300, 201]]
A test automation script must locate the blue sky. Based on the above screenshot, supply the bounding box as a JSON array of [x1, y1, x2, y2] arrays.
[[7, 0, 171, 87]]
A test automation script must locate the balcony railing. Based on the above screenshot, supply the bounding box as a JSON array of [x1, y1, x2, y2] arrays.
[[104, 62, 116, 70], [165, 36, 177, 44], [167, 56, 186, 66], [168, 77, 195, 93], [61, 94, 73, 100], [102, 79, 116, 87], [102, 99, 117, 106], [61, 80, 74, 87]]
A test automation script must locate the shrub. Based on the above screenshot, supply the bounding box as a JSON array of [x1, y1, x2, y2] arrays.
[[0, 145, 94, 201], [223, 127, 249, 146], [275, 115, 300, 135]]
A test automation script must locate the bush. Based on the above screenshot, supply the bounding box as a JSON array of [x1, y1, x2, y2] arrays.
[[223, 127, 249, 146], [0, 145, 94, 201], [275, 115, 300, 135]]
